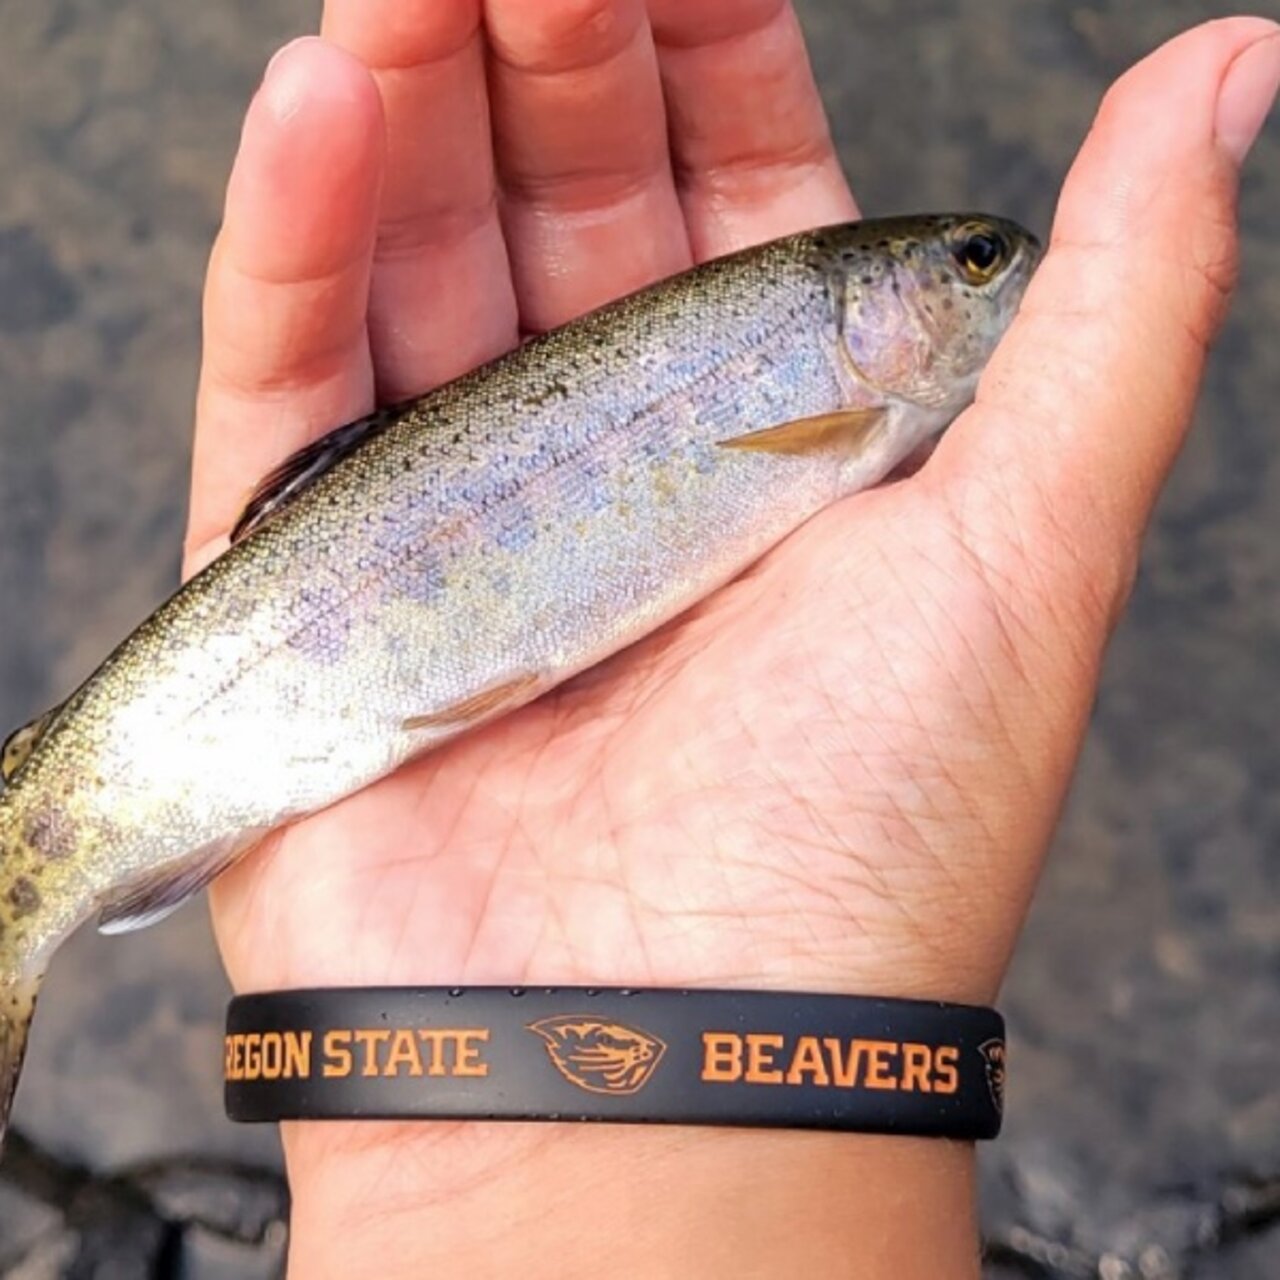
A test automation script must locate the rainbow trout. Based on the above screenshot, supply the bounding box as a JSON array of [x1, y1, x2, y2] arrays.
[[0, 214, 1039, 1138]]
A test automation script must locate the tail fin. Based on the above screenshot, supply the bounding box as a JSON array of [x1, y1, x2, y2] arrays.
[[0, 975, 39, 1148]]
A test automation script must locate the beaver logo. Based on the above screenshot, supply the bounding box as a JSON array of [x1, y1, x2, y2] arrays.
[[979, 1039, 1006, 1113], [527, 1016, 668, 1096]]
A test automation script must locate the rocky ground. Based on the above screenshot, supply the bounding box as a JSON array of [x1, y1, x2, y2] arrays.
[[0, 1, 1276, 1275]]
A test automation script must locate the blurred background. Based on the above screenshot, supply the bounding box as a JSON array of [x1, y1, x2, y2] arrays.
[[0, 1, 1276, 1275]]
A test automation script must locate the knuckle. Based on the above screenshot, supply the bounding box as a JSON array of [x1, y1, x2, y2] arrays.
[[1092, 68, 1142, 143], [375, 197, 497, 258], [488, 0, 639, 76], [649, 0, 788, 49], [1179, 201, 1241, 354], [499, 155, 665, 212], [331, 0, 481, 71], [680, 129, 835, 188]]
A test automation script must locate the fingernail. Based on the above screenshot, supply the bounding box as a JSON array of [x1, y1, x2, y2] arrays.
[[261, 37, 324, 124], [264, 35, 318, 82], [1216, 28, 1280, 165]]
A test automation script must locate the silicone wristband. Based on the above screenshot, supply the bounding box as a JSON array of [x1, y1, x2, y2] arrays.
[[225, 986, 1006, 1138]]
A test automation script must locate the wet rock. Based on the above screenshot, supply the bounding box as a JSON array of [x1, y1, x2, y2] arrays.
[[5, 1234, 81, 1280], [1212, 1226, 1280, 1280], [58, 1179, 173, 1278], [0, 1182, 61, 1270], [13, 909, 283, 1173], [134, 1159, 287, 1246], [0, 229, 78, 333], [176, 1227, 286, 1280]]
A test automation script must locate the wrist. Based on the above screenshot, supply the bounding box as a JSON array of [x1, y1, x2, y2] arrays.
[[220, 907, 1013, 1277], [284, 1122, 980, 1279]]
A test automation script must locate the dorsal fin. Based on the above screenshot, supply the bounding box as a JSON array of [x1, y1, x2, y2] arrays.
[[230, 406, 399, 545], [1, 705, 62, 785]]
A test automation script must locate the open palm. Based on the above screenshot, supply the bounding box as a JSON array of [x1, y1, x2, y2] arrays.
[[183, 2, 1271, 1267]]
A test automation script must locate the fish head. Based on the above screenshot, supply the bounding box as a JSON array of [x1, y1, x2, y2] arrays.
[[821, 214, 1041, 414]]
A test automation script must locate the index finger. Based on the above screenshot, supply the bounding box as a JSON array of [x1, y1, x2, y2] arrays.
[[186, 40, 384, 572]]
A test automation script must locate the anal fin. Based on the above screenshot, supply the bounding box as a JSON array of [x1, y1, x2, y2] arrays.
[[98, 828, 268, 936]]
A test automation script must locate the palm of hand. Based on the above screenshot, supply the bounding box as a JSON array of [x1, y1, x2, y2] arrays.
[[188, 4, 1258, 1022], [216, 476, 1049, 1003]]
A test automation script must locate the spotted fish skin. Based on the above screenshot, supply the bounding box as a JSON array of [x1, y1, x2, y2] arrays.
[[0, 215, 1040, 1140]]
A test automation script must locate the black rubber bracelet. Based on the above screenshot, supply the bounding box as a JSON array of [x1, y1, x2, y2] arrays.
[[225, 987, 1005, 1138], [225, 987, 1006, 1137]]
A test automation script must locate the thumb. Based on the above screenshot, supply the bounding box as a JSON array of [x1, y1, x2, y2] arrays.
[[934, 16, 1280, 630]]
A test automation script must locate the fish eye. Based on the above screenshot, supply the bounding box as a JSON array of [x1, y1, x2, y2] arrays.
[[953, 225, 1009, 285]]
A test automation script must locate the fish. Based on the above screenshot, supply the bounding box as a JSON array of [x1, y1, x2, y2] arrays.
[[0, 213, 1040, 1140]]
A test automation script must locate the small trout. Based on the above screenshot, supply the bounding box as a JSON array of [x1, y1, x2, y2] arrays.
[[0, 215, 1039, 1138]]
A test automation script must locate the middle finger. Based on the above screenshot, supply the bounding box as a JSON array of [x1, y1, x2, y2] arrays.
[[485, 0, 693, 334]]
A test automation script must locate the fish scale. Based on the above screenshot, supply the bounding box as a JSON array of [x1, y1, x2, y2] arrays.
[[0, 213, 1040, 1141]]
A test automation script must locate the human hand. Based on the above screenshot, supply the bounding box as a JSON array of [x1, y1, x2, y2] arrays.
[[185, 6, 1279, 1277]]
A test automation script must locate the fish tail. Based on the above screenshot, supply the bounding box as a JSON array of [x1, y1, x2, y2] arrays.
[[0, 972, 39, 1148]]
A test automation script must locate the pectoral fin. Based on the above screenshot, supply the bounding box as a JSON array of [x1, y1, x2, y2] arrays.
[[403, 673, 543, 732], [98, 829, 269, 935], [718, 408, 885, 456]]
